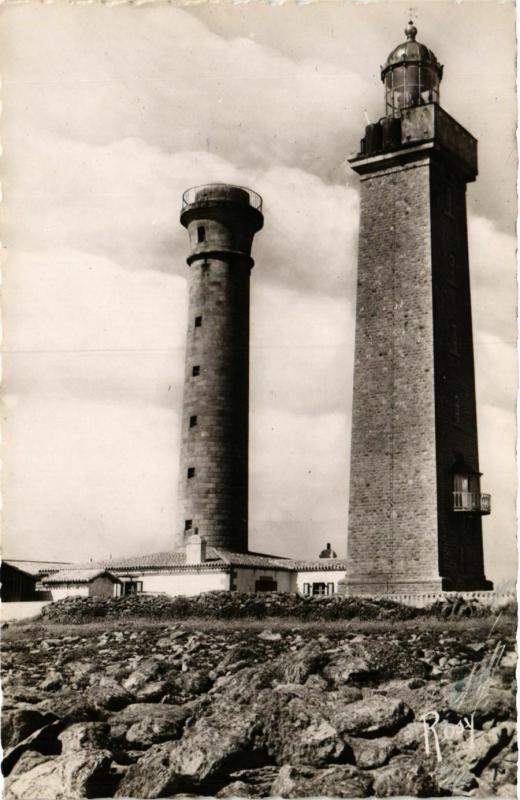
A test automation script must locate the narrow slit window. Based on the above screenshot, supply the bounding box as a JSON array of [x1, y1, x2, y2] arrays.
[[197, 226, 205, 243], [194, 316, 202, 328], [192, 365, 200, 377], [187, 467, 195, 479], [184, 519, 193, 531], [189, 415, 197, 428]]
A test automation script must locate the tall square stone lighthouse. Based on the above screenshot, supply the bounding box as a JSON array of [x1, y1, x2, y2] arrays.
[[344, 23, 493, 594]]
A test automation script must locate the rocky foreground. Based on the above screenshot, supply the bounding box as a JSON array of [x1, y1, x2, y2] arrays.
[[1, 595, 517, 799]]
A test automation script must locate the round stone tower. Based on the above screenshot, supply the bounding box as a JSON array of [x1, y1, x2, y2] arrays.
[[177, 183, 263, 551]]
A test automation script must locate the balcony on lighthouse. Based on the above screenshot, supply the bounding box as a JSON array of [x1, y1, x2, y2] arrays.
[[451, 458, 491, 516]]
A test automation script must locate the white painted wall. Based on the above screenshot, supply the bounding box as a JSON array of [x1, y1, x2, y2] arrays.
[[295, 570, 347, 595], [50, 585, 90, 601], [233, 568, 294, 593], [138, 570, 230, 596]]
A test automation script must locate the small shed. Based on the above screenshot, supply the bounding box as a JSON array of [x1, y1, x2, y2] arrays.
[[42, 569, 122, 601], [1, 562, 38, 602]]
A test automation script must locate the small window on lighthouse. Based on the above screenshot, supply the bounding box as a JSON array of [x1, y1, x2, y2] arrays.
[[187, 467, 195, 479], [197, 226, 206, 243], [192, 365, 200, 377], [194, 316, 202, 328], [189, 415, 197, 428], [184, 519, 193, 531]]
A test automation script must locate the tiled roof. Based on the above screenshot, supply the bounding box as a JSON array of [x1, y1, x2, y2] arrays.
[[213, 549, 293, 569], [2, 560, 72, 576], [43, 569, 120, 585], [32, 550, 348, 576], [287, 558, 349, 571], [61, 548, 226, 572]]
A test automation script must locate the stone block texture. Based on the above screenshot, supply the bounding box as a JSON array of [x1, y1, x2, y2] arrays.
[[177, 187, 263, 551], [345, 142, 491, 593]]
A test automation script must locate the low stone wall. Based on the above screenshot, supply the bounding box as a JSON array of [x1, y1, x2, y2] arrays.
[[361, 591, 516, 609]]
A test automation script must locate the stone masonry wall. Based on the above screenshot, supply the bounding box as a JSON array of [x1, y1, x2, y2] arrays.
[[346, 157, 441, 590], [176, 256, 250, 551], [429, 158, 489, 588]]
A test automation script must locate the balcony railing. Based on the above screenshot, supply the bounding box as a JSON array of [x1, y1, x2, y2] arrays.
[[453, 492, 491, 515], [181, 184, 263, 212]]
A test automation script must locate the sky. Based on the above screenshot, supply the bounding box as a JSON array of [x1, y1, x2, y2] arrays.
[[1, 1, 517, 584]]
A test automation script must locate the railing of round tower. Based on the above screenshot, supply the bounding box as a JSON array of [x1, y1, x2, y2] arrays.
[[181, 183, 263, 212]]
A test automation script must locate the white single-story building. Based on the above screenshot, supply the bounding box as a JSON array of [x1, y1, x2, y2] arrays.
[[41, 569, 122, 601], [39, 536, 348, 600]]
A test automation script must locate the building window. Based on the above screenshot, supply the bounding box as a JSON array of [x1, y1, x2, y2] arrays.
[[189, 415, 197, 428], [255, 576, 278, 592], [449, 324, 459, 355], [123, 581, 143, 596], [327, 583, 335, 595], [303, 583, 311, 596], [185, 519, 193, 531], [197, 226, 205, 243], [312, 582, 327, 596], [194, 316, 202, 328], [187, 467, 195, 479], [453, 395, 461, 425], [192, 365, 200, 377]]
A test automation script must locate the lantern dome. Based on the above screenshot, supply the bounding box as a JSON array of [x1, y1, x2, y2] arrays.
[[381, 22, 443, 117]]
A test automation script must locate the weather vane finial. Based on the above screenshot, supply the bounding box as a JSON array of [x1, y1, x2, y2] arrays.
[[405, 19, 418, 41]]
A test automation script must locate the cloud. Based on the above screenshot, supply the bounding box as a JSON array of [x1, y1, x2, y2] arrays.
[[250, 409, 349, 559], [3, 396, 179, 563]]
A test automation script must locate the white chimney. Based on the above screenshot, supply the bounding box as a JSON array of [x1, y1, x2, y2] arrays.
[[185, 533, 207, 565]]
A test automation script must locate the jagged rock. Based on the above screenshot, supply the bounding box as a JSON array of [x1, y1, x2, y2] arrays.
[[217, 780, 257, 797], [462, 725, 512, 774], [351, 736, 397, 768], [2, 708, 58, 749], [279, 642, 327, 684], [264, 693, 351, 766], [122, 658, 162, 691], [40, 673, 62, 692], [323, 645, 374, 685], [58, 722, 111, 753], [36, 690, 102, 725], [167, 706, 264, 788], [217, 767, 280, 798], [396, 720, 430, 750], [126, 715, 186, 748], [114, 742, 180, 798], [135, 680, 168, 702], [330, 695, 412, 737], [178, 668, 212, 695], [271, 764, 374, 798], [228, 766, 280, 795], [447, 685, 515, 724], [304, 673, 328, 692], [336, 685, 364, 703], [4, 750, 113, 800], [2, 720, 64, 777], [7, 750, 49, 778], [86, 679, 132, 712], [372, 754, 439, 797]]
